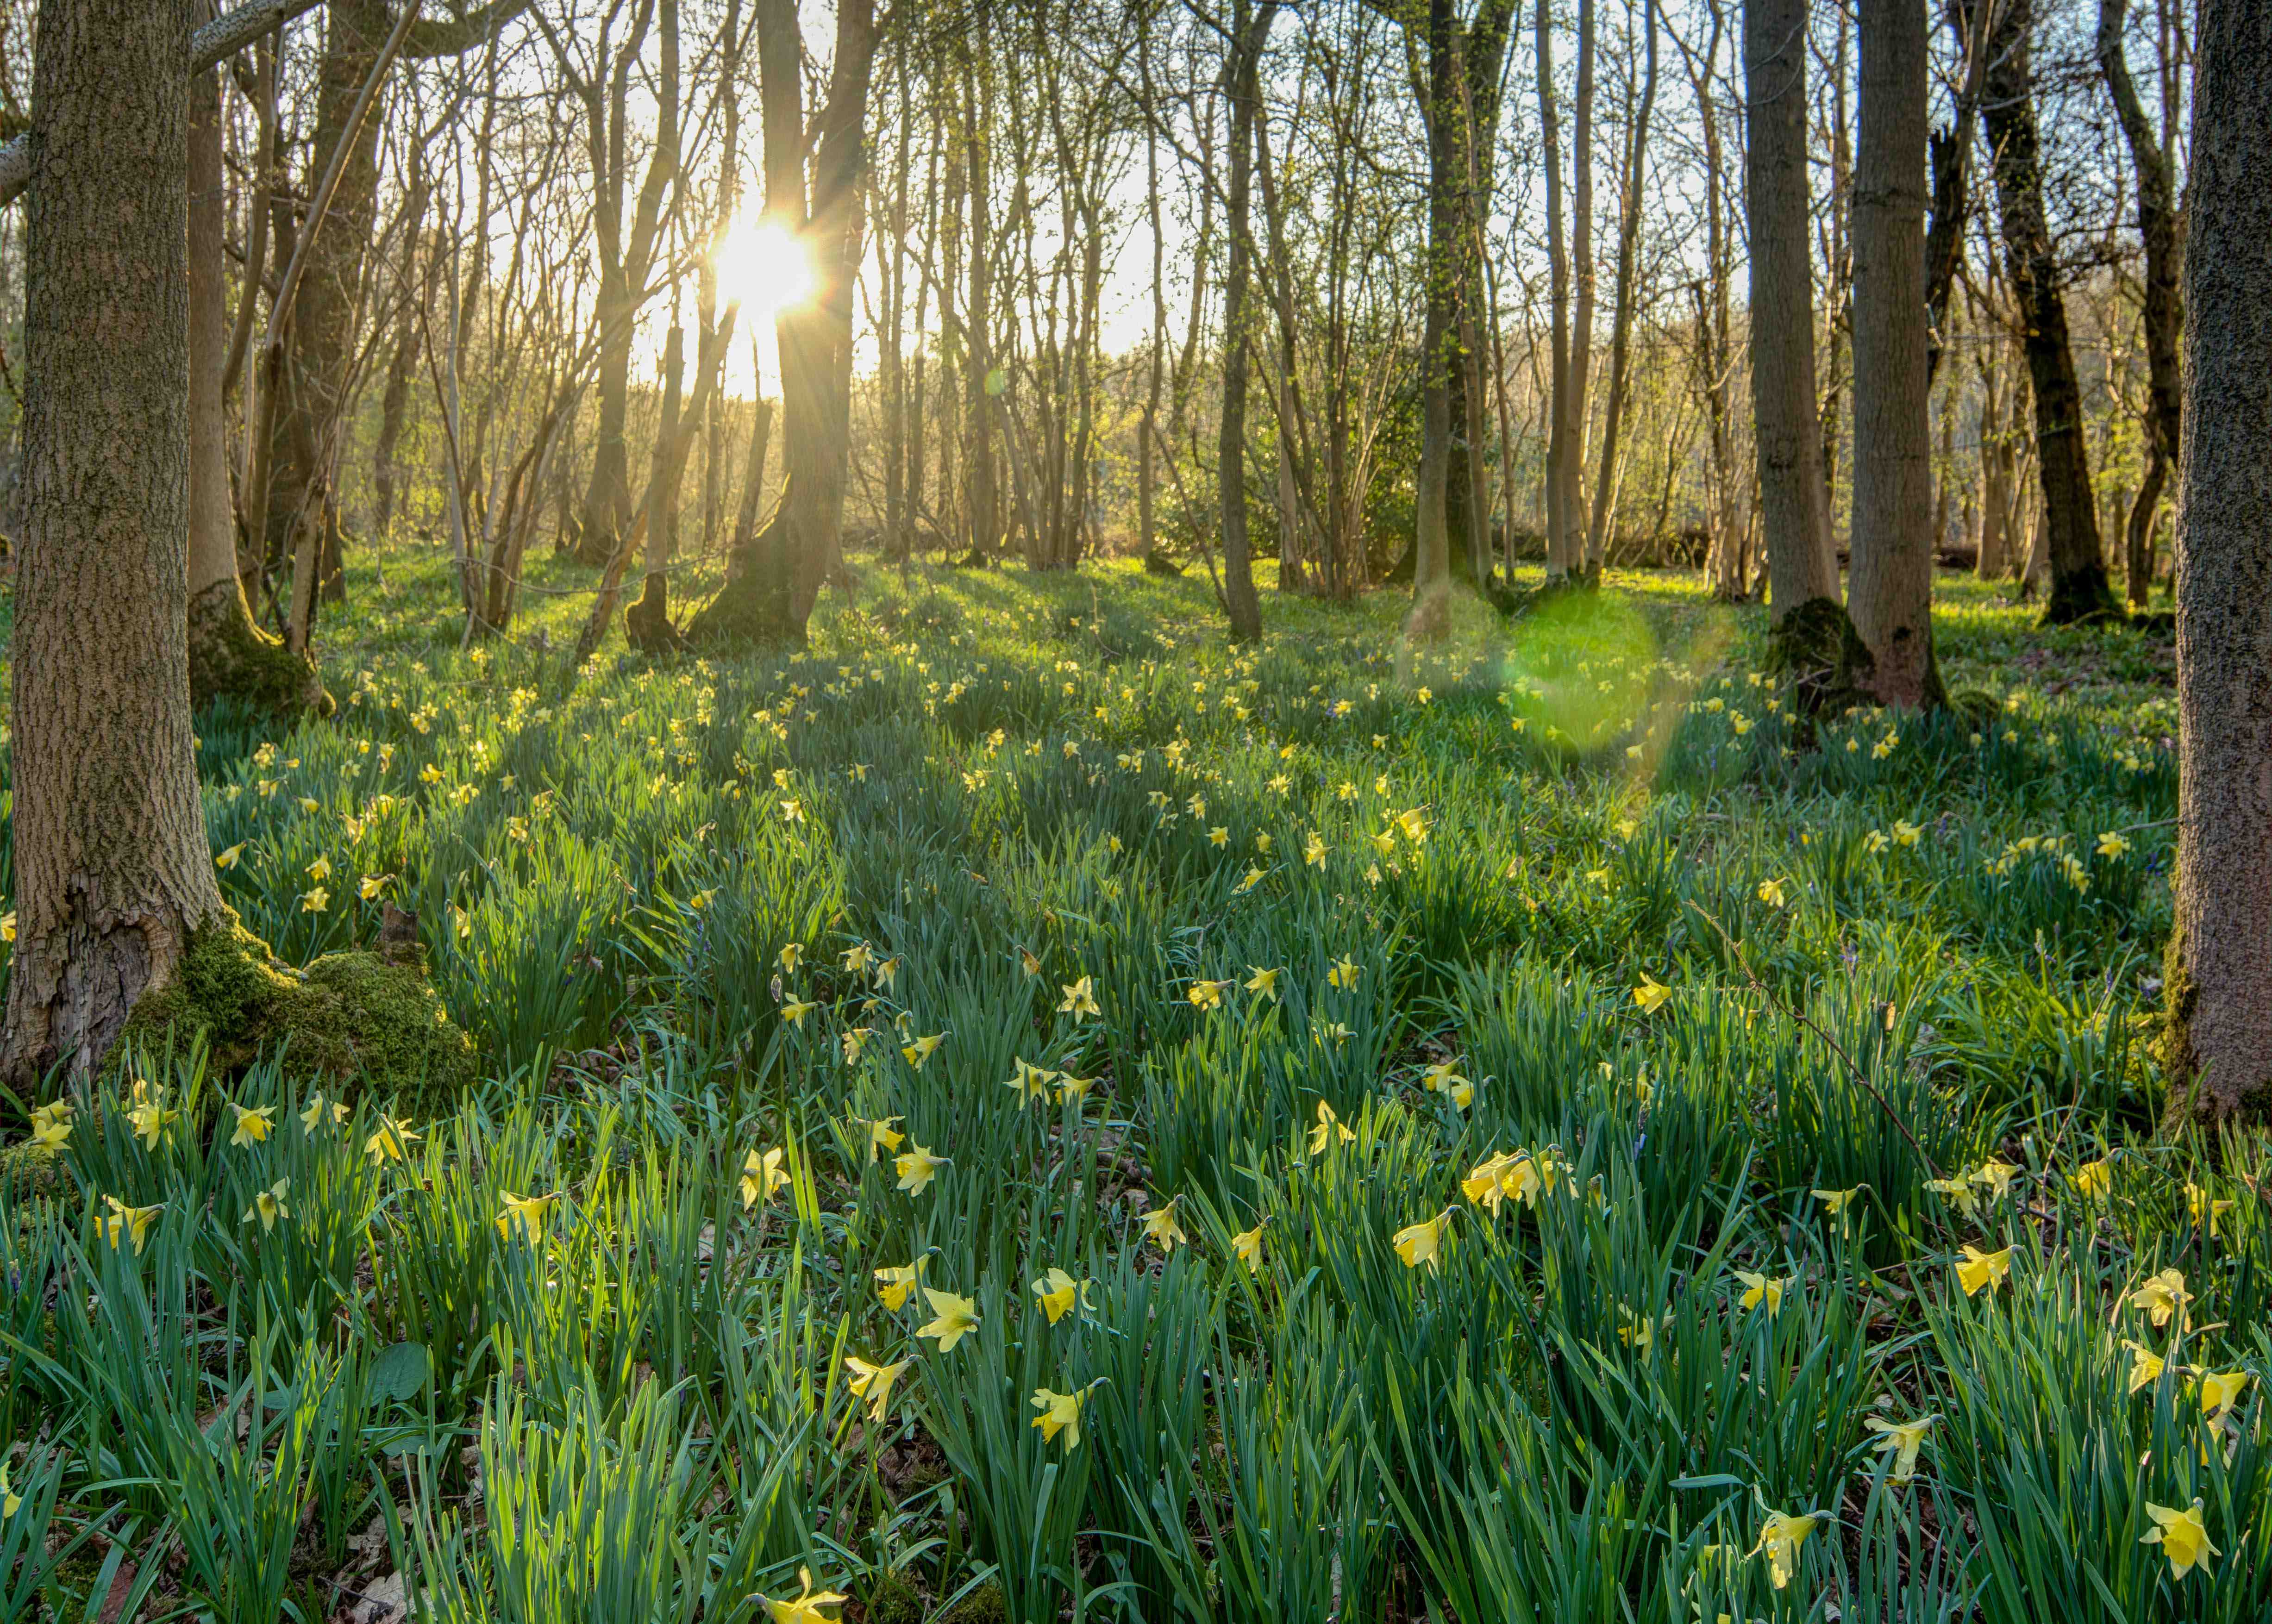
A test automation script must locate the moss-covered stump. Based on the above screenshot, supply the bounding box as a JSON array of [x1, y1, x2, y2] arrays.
[[625, 571, 686, 655], [121, 918, 473, 1106], [188, 577, 334, 720], [1766, 595, 1876, 718]]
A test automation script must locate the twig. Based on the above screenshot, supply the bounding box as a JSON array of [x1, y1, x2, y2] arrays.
[[1685, 901, 1944, 1180]]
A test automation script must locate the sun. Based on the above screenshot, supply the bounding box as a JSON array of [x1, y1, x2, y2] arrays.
[[712, 218, 817, 317]]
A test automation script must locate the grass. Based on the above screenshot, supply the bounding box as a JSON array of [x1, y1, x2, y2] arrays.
[[0, 544, 2260, 1623]]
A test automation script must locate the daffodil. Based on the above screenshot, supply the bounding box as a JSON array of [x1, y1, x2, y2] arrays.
[[2070, 1157, 2112, 1199], [1231, 1220, 1266, 1274], [496, 1190, 557, 1243], [1632, 973, 1672, 1014], [1142, 1197, 1188, 1252], [1186, 977, 1232, 1011], [1812, 1185, 1865, 1235], [364, 1117, 420, 1163], [1393, 1210, 1452, 1270], [100, 1195, 162, 1254], [1056, 1073, 1095, 1105], [779, 997, 817, 1026], [916, 1288, 980, 1353], [2139, 1498, 2218, 1580], [1955, 1243, 2014, 1297], [894, 1144, 947, 1197], [763, 1565, 847, 1624], [1033, 1267, 1084, 1324], [1863, 1413, 1936, 1481], [2187, 1182, 2236, 1239], [2096, 831, 2130, 858], [2193, 1368, 2251, 1422], [901, 1033, 944, 1068], [1058, 975, 1101, 1017], [1756, 877, 1787, 908], [127, 1091, 181, 1151], [1419, 1060, 1472, 1110], [1308, 1100, 1356, 1153], [1244, 965, 1283, 1001], [300, 1093, 347, 1134], [842, 942, 876, 977], [1971, 1159, 2022, 1199], [1030, 1385, 1087, 1450], [2130, 1268, 2193, 1329], [742, 1146, 790, 1209], [242, 1179, 291, 1232], [844, 1355, 911, 1422], [1327, 956, 1363, 989], [1462, 1152, 1515, 1212], [29, 1103, 71, 1152], [856, 1115, 905, 1161], [1734, 1270, 1789, 1315], [0, 1462, 17, 1517], [1925, 1175, 1982, 1218], [226, 1102, 275, 1148], [1303, 831, 1327, 867], [778, 942, 804, 974], [874, 1257, 928, 1311], [2123, 1340, 2166, 1394], [1004, 1057, 1056, 1104], [1747, 1507, 1822, 1589]]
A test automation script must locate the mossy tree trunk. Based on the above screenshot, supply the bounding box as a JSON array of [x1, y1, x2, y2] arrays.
[[188, 64, 327, 721], [2162, 0, 2272, 1128], [1, 0, 232, 1095], [1744, 0, 1842, 628], [685, 0, 876, 650], [1844, 0, 1945, 710]]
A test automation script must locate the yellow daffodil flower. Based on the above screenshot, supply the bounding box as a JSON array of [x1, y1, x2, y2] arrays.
[[779, 998, 817, 1027], [242, 1178, 291, 1232], [901, 1033, 944, 1068], [1756, 877, 1787, 908], [841, 1027, 876, 1063], [1056, 1073, 1095, 1105], [1925, 1175, 1982, 1218], [364, 1117, 420, 1163], [1735, 1270, 1789, 1315], [2123, 1340, 2166, 1395], [2140, 1498, 2218, 1580], [1812, 1185, 1865, 1236], [1303, 831, 1327, 867], [2096, 831, 2130, 858], [2070, 1157, 2112, 1199], [764, 1565, 847, 1624], [1059, 976, 1101, 1017], [1971, 1160, 2022, 1199], [844, 1355, 911, 1423], [300, 1093, 347, 1134], [29, 1104, 71, 1152], [1187, 978, 1232, 1011], [1462, 1152, 1515, 1212], [496, 1190, 556, 1243], [1244, 965, 1283, 1001], [1004, 1057, 1056, 1104], [226, 1102, 275, 1148], [1748, 1508, 1822, 1589], [127, 1092, 181, 1151], [874, 1257, 927, 1311], [916, 1288, 980, 1353], [894, 1144, 947, 1197], [1231, 1221, 1266, 1274], [1327, 956, 1362, 989], [100, 1195, 162, 1254], [1033, 1267, 1085, 1324], [1863, 1414, 1936, 1481], [1955, 1243, 2014, 1297], [1309, 1100, 1356, 1153], [2187, 1182, 2236, 1239], [857, 1115, 905, 1161], [742, 1147, 790, 1209], [2193, 1368, 2251, 1422], [1393, 1210, 1452, 1270], [1142, 1197, 1188, 1252], [2130, 1268, 2193, 1329], [778, 942, 804, 974], [1632, 973, 1672, 1014], [1031, 1385, 1087, 1450]]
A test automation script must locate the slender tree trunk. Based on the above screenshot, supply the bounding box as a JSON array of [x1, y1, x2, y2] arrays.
[[1745, 0, 1841, 634], [2, 0, 232, 1093], [1845, 0, 1944, 708], [2165, 0, 2272, 1124], [1566, 0, 1597, 575], [1218, 0, 1272, 644], [1583, 0, 1658, 572], [186, 64, 324, 718], [1983, 0, 2118, 624], [1537, 0, 1573, 575]]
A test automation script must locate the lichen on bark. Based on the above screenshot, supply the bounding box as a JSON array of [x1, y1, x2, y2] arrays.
[[187, 577, 334, 720]]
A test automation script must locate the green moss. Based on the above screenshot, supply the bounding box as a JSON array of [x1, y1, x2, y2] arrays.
[[863, 1572, 925, 1624], [187, 578, 334, 721], [2040, 562, 2123, 628], [2157, 915, 2204, 1133], [123, 918, 473, 1108], [939, 1582, 1008, 1624], [0, 1137, 58, 1197]]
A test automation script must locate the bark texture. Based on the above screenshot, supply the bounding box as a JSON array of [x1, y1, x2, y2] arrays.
[[1981, 0, 2118, 625], [3, 0, 231, 1092], [1844, 0, 1944, 709], [1744, 0, 1843, 638], [187, 64, 325, 720], [1216, 0, 1271, 645], [2163, 0, 2272, 1126]]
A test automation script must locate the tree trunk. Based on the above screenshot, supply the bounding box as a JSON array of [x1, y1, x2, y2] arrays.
[[1583, 0, 1658, 573], [1538, 0, 1573, 576], [1744, 0, 1843, 636], [186, 63, 325, 719], [1844, 0, 1945, 709], [1218, 0, 1272, 645], [2, 0, 232, 1093], [1982, 0, 2118, 624], [2163, 0, 2272, 1125]]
